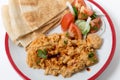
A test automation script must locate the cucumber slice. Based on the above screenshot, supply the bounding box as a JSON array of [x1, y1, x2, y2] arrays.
[[83, 25, 90, 35], [75, 20, 90, 35], [78, 21, 86, 32], [75, 20, 85, 25], [83, 17, 91, 35]]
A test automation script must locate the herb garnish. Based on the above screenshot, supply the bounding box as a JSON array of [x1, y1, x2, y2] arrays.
[[37, 49, 48, 59], [88, 52, 94, 58], [88, 52, 98, 63]]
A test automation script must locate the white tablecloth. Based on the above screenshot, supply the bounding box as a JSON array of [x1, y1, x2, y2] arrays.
[[0, 0, 120, 80]]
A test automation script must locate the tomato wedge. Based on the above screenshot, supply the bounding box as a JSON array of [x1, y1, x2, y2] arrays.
[[61, 13, 74, 32], [68, 23, 82, 39]]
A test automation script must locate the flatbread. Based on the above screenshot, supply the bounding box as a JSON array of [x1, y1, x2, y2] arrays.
[[8, 0, 72, 40], [2, 0, 72, 47], [2, 5, 61, 47], [9, 0, 34, 40], [19, 18, 60, 47], [2, 5, 18, 43], [18, 9, 69, 47], [19, 0, 38, 6], [19, 0, 73, 33]]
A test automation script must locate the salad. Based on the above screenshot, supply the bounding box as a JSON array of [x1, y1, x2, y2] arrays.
[[60, 0, 102, 39]]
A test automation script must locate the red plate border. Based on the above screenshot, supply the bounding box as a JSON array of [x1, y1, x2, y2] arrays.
[[5, 0, 116, 80]]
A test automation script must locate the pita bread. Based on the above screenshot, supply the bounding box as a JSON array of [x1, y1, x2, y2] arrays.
[[18, 9, 69, 47], [2, 0, 72, 47], [19, 18, 60, 47], [8, 0, 72, 40], [19, 0, 73, 32], [2, 5, 18, 43], [2, 5, 63, 47], [9, 0, 34, 40], [19, 0, 38, 6]]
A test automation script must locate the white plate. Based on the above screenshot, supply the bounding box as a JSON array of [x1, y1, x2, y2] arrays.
[[5, 0, 116, 80]]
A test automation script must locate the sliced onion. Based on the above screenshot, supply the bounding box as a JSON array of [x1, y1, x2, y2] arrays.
[[84, 17, 91, 39], [84, 17, 91, 32], [86, 17, 91, 26], [66, 1, 75, 15]]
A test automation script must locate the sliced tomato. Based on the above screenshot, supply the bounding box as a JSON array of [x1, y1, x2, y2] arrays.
[[72, 0, 86, 8], [90, 17, 102, 33], [68, 23, 82, 39], [60, 13, 74, 32]]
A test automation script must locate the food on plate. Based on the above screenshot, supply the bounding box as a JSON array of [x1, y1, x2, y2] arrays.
[[90, 17, 102, 33], [61, 13, 75, 32], [87, 34, 103, 49], [2, 0, 104, 78], [68, 23, 82, 39], [2, 0, 73, 47], [72, 0, 86, 8], [19, 0, 73, 28], [2, 4, 61, 47], [26, 33, 102, 77], [25, 0, 103, 77], [60, 0, 102, 38], [18, 18, 60, 47]]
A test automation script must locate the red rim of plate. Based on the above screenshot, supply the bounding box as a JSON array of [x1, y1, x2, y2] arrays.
[[5, 0, 116, 80]]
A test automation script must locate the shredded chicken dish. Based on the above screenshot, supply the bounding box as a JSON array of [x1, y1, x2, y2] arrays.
[[26, 33, 102, 77]]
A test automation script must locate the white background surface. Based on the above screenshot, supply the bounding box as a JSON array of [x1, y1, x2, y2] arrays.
[[0, 0, 120, 80]]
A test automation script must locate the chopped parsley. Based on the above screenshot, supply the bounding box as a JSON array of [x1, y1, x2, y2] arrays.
[[88, 52, 94, 58], [37, 49, 48, 59], [88, 52, 98, 63]]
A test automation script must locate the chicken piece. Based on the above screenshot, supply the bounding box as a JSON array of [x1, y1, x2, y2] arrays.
[[87, 33, 102, 49]]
